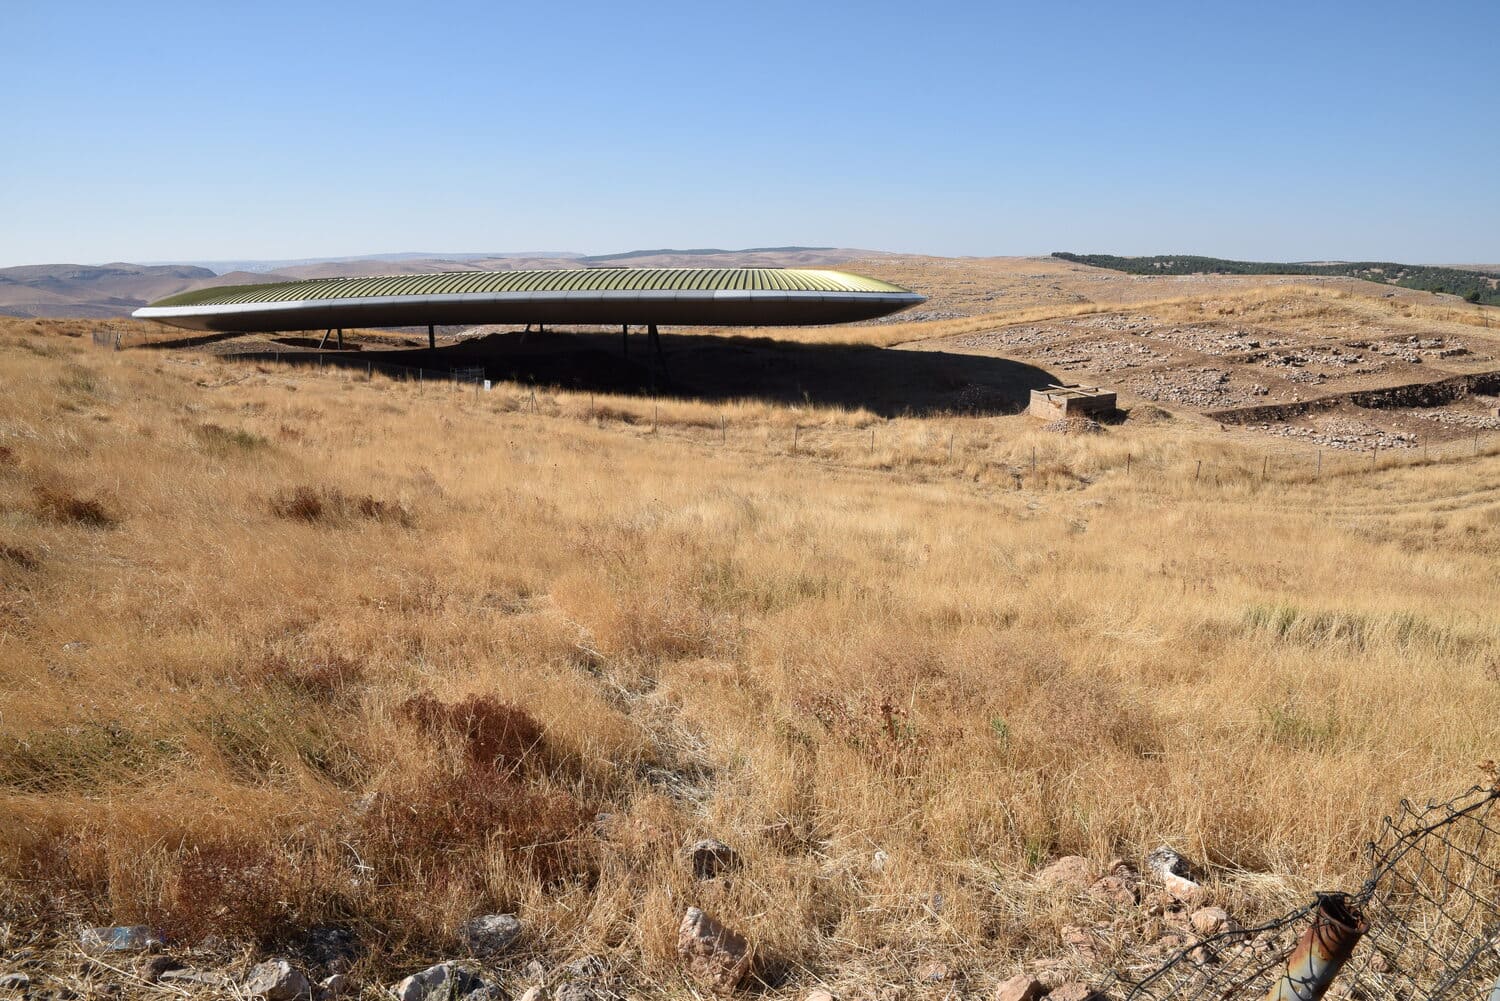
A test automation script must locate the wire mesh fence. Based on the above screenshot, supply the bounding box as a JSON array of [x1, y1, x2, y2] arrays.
[[1114, 784, 1500, 1001]]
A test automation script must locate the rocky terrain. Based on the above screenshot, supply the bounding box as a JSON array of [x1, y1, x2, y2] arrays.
[[1, 844, 1274, 1001]]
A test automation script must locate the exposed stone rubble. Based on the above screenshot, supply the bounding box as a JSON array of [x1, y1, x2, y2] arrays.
[[245, 959, 312, 1001], [459, 914, 523, 957], [1146, 846, 1203, 904], [688, 838, 741, 880], [393, 962, 487, 1001], [677, 906, 752, 990]]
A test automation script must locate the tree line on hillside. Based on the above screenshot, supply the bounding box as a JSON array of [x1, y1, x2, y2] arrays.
[[1052, 252, 1500, 306]]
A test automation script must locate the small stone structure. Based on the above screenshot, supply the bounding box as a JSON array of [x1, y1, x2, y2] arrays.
[[1029, 384, 1117, 421]]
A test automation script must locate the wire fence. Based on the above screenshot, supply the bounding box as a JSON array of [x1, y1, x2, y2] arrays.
[[1114, 783, 1500, 1001]]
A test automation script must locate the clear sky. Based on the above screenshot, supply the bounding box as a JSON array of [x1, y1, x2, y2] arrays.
[[3, 0, 1496, 268]]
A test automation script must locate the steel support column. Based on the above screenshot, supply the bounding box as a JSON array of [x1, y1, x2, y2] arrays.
[[428, 324, 435, 350], [648, 323, 669, 389]]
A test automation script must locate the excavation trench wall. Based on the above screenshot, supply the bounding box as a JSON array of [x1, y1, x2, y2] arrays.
[[1208, 370, 1500, 425]]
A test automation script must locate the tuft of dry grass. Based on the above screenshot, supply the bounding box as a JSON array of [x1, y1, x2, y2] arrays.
[[31, 485, 116, 528], [268, 484, 413, 527]]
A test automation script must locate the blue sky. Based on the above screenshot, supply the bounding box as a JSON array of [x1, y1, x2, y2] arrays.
[[3, 0, 1496, 267]]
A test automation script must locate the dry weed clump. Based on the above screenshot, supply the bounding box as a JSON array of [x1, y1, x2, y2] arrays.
[[397, 693, 547, 769], [192, 421, 268, 455], [268, 484, 413, 527], [260, 653, 366, 699], [0, 543, 40, 571], [155, 837, 289, 945], [31, 485, 116, 528]]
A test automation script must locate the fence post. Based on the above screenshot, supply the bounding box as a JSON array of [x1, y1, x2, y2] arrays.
[[1262, 895, 1367, 1001], [720, 414, 726, 444], [1126, 453, 1131, 475], [1194, 459, 1202, 481], [1317, 449, 1322, 477], [1263, 455, 1268, 481], [1031, 446, 1036, 474], [793, 424, 799, 454]]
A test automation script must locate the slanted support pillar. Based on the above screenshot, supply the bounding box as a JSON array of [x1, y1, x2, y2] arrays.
[[622, 324, 629, 358], [336, 328, 343, 350], [428, 324, 435, 350], [648, 323, 668, 389], [318, 328, 332, 349]]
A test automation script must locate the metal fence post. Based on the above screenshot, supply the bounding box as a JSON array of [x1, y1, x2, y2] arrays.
[[1262, 896, 1366, 1001]]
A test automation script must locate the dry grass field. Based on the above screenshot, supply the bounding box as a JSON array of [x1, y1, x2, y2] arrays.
[[2, 288, 1499, 996]]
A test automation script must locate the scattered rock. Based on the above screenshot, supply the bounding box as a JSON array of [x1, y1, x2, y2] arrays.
[[518, 989, 546, 1001], [521, 960, 547, 984], [1060, 925, 1101, 960], [79, 926, 161, 954], [138, 955, 185, 983], [296, 927, 362, 974], [159, 969, 225, 987], [1190, 907, 1232, 937], [993, 973, 1044, 1001], [871, 850, 889, 873], [1049, 983, 1105, 1001], [1037, 856, 1093, 890], [0, 973, 30, 993], [319, 974, 351, 998], [460, 914, 523, 957], [807, 989, 836, 1001], [676, 907, 752, 990], [1029, 960, 1069, 991], [1152, 933, 1192, 955], [394, 964, 483, 1001], [916, 961, 950, 983], [1145, 846, 1203, 904], [689, 839, 741, 880], [562, 955, 606, 981], [1089, 874, 1138, 908], [245, 959, 312, 1001]]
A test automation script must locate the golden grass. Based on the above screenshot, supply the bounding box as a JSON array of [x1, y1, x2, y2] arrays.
[[1, 316, 1498, 989]]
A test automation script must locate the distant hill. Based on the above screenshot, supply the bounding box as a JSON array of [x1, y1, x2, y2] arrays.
[[0, 263, 288, 319], [1053, 252, 1500, 306], [0, 248, 886, 318]]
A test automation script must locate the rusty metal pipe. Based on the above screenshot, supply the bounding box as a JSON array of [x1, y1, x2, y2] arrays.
[[1263, 895, 1367, 1001]]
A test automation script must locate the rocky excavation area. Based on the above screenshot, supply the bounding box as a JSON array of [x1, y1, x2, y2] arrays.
[[0, 844, 1287, 1001], [928, 305, 1500, 449]]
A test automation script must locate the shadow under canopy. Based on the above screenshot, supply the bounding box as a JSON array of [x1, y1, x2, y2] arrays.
[[245, 328, 1058, 419]]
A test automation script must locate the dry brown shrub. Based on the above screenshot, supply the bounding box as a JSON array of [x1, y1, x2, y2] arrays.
[[32, 486, 116, 528], [0, 444, 14, 466], [268, 485, 412, 527], [794, 692, 932, 773], [262, 654, 365, 699], [361, 767, 590, 884], [397, 693, 545, 769], [156, 837, 289, 945], [0, 544, 40, 571]]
